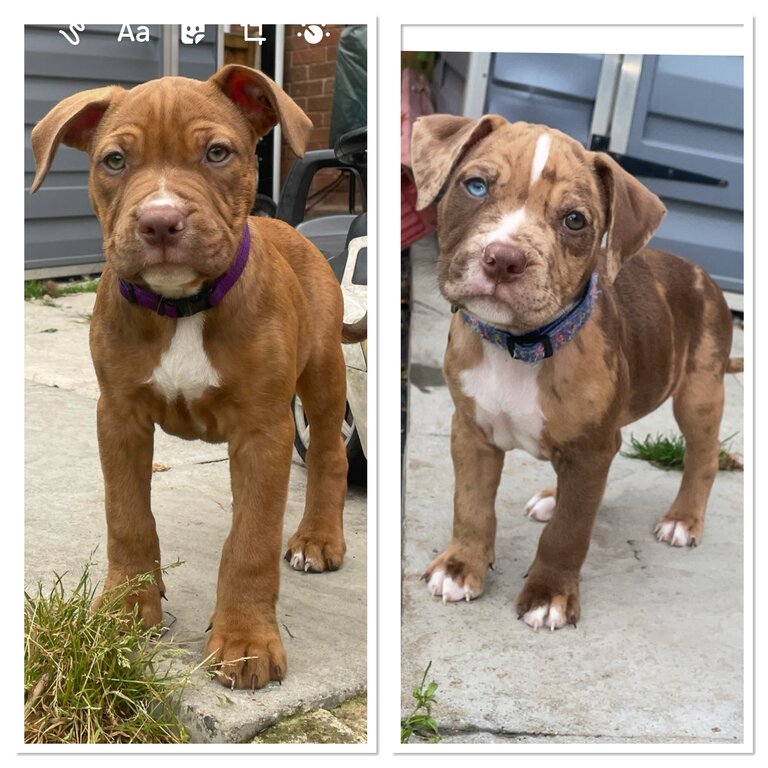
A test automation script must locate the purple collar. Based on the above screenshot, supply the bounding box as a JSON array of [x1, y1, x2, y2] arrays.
[[461, 271, 599, 363], [118, 224, 250, 318]]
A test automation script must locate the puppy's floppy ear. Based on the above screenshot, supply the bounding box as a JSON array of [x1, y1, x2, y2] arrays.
[[30, 86, 123, 193], [210, 64, 313, 157], [410, 113, 507, 210], [592, 152, 667, 283]]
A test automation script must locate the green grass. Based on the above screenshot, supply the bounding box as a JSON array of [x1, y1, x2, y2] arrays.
[[24, 281, 46, 300], [401, 661, 441, 743], [24, 562, 194, 744], [622, 432, 743, 471], [25, 278, 99, 301]]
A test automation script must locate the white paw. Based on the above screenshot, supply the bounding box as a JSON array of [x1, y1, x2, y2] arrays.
[[524, 491, 556, 522], [521, 603, 566, 631], [427, 568, 477, 603], [288, 550, 317, 572], [655, 520, 694, 547]]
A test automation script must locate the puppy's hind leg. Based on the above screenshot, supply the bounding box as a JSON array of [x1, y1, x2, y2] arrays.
[[525, 434, 619, 523], [655, 375, 725, 548], [524, 488, 556, 522]]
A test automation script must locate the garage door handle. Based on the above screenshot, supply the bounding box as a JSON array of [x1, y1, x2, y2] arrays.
[[590, 135, 728, 187]]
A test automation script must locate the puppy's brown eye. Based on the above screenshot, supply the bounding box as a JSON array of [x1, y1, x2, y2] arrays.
[[564, 211, 586, 231], [206, 145, 231, 163], [103, 152, 125, 172]]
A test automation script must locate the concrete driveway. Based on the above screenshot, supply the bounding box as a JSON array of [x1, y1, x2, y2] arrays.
[[25, 290, 368, 744], [402, 235, 745, 745]]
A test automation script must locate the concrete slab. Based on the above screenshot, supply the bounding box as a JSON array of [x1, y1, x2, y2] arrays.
[[24, 292, 367, 744], [402, 235, 745, 744]]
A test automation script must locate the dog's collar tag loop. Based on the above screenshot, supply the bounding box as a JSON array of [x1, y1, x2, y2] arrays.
[[118, 223, 251, 318], [462, 271, 599, 363]]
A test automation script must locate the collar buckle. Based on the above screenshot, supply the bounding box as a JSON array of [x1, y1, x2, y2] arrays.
[[505, 332, 554, 360], [155, 287, 213, 318]]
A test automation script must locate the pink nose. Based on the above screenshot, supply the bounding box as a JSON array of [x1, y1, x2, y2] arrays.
[[137, 205, 186, 246], [482, 242, 527, 283]]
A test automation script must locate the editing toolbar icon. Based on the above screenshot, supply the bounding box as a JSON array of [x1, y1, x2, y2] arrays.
[[243, 25, 267, 46], [59, 24, 85, 46], [180, 25, 206, 45], [298, 25, 330, 45]]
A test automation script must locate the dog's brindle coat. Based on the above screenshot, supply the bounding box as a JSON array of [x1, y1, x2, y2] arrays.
[[411, 115, 738, 630], [31, 66, 359, 688]]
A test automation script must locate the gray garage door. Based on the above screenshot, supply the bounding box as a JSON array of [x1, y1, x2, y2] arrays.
[[24, 24, 220, 278], [433, 52, 744, 295]]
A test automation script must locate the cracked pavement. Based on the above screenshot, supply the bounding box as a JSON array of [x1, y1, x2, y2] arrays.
[[401, 235, 745, 744], [24, 291, 367, 743]]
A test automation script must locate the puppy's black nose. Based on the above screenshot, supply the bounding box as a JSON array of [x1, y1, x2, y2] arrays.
[[137, 205, 186, 247], [482, 242, 527, 283]]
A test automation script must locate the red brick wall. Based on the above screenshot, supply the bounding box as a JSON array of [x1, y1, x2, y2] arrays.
[[281, 24, 363, 217]]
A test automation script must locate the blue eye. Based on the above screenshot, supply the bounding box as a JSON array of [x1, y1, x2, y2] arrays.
[[465, 178, 488, 198]]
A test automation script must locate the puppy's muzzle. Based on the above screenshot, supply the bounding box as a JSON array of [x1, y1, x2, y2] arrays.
[[137, 205, 187, 248], [482, 241, 527, 283]]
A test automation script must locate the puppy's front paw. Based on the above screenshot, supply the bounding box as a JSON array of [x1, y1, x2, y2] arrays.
[[285, 528, 346, 573], [519, 597, 570, 631], [654, 516, 701, 547], [423, 549, 489, 603], [516, 567, 579, 631], [205, 623, 287, 690]]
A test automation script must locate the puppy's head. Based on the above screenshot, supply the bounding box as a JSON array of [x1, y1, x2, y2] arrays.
[[31, 65, 312, 298], [411, 115, 666, 332]]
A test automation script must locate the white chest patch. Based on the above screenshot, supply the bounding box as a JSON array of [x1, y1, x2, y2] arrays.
[[459, 343, 545, 456], [149, 314, 220, 402]]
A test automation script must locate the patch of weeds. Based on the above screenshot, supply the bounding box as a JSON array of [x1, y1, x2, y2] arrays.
[[401, 661, 441, 743], [61, 279, 99, 295], [623, 432, 742, 471], [25, 277, 100, 301], [25, 280, 44, 300], [24, 561, 194, 744]]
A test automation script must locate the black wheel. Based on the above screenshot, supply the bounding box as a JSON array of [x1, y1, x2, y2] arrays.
[[250, 193, 277, 217], [292, 395, 366, 487]]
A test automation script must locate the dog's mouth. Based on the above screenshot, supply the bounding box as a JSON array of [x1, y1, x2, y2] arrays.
[[458, 293, 546, 332], [107, 222, 239, 293], [441, 260, 562, 331], [140, 263, 204, 298]]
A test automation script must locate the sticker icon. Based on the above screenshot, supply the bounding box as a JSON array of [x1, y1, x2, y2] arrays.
[[180, 25, 206, 45], [59, 24, 85, 46], [298, 24, 330, 45]]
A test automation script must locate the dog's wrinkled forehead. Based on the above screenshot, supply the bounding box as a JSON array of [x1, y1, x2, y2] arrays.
[[460, 124, 593, 202], [94, 78, 248, 154]]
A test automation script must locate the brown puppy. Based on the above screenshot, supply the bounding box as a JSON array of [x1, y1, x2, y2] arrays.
[[411, 115, 740, 630], [31, 65, 353, 688]]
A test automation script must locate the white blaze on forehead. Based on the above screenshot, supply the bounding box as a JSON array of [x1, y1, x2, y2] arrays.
[[476, 131, 551, 246], [529, 131, 552, 189], [478, 207, 526, 248], [137, 174, 186, 213]]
